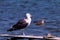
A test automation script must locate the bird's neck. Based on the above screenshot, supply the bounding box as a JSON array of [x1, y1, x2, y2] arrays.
[[25, 17, 31, 26], [42, 20, 44, 24], [27, 17, 31, 19], [26, 17, 31, 23]]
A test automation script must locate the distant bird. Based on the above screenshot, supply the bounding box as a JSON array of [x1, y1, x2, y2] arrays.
[[7, 13, 32, 35], [44, 33, 56, 38], [33, 19, 44, 26]]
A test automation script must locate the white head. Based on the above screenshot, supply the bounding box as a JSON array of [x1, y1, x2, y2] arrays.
[[25, 13, 32, 26], [26, 13, 32, 18]]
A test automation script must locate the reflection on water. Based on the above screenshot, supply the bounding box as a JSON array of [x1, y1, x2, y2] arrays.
[[0, 0, 60, 40]]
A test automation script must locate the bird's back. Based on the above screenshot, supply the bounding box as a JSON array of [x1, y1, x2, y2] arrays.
[[7, 19, 28, 31]]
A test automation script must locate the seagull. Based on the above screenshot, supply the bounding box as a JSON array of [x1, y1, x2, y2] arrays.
[[33, 19, 44, 26], [7, 13, 32, 35]]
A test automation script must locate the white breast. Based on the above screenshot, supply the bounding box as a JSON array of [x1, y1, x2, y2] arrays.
[[24, 18, 31, 26]]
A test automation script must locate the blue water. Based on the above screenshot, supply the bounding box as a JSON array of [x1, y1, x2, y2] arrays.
[[0, 0, 60, 40]]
